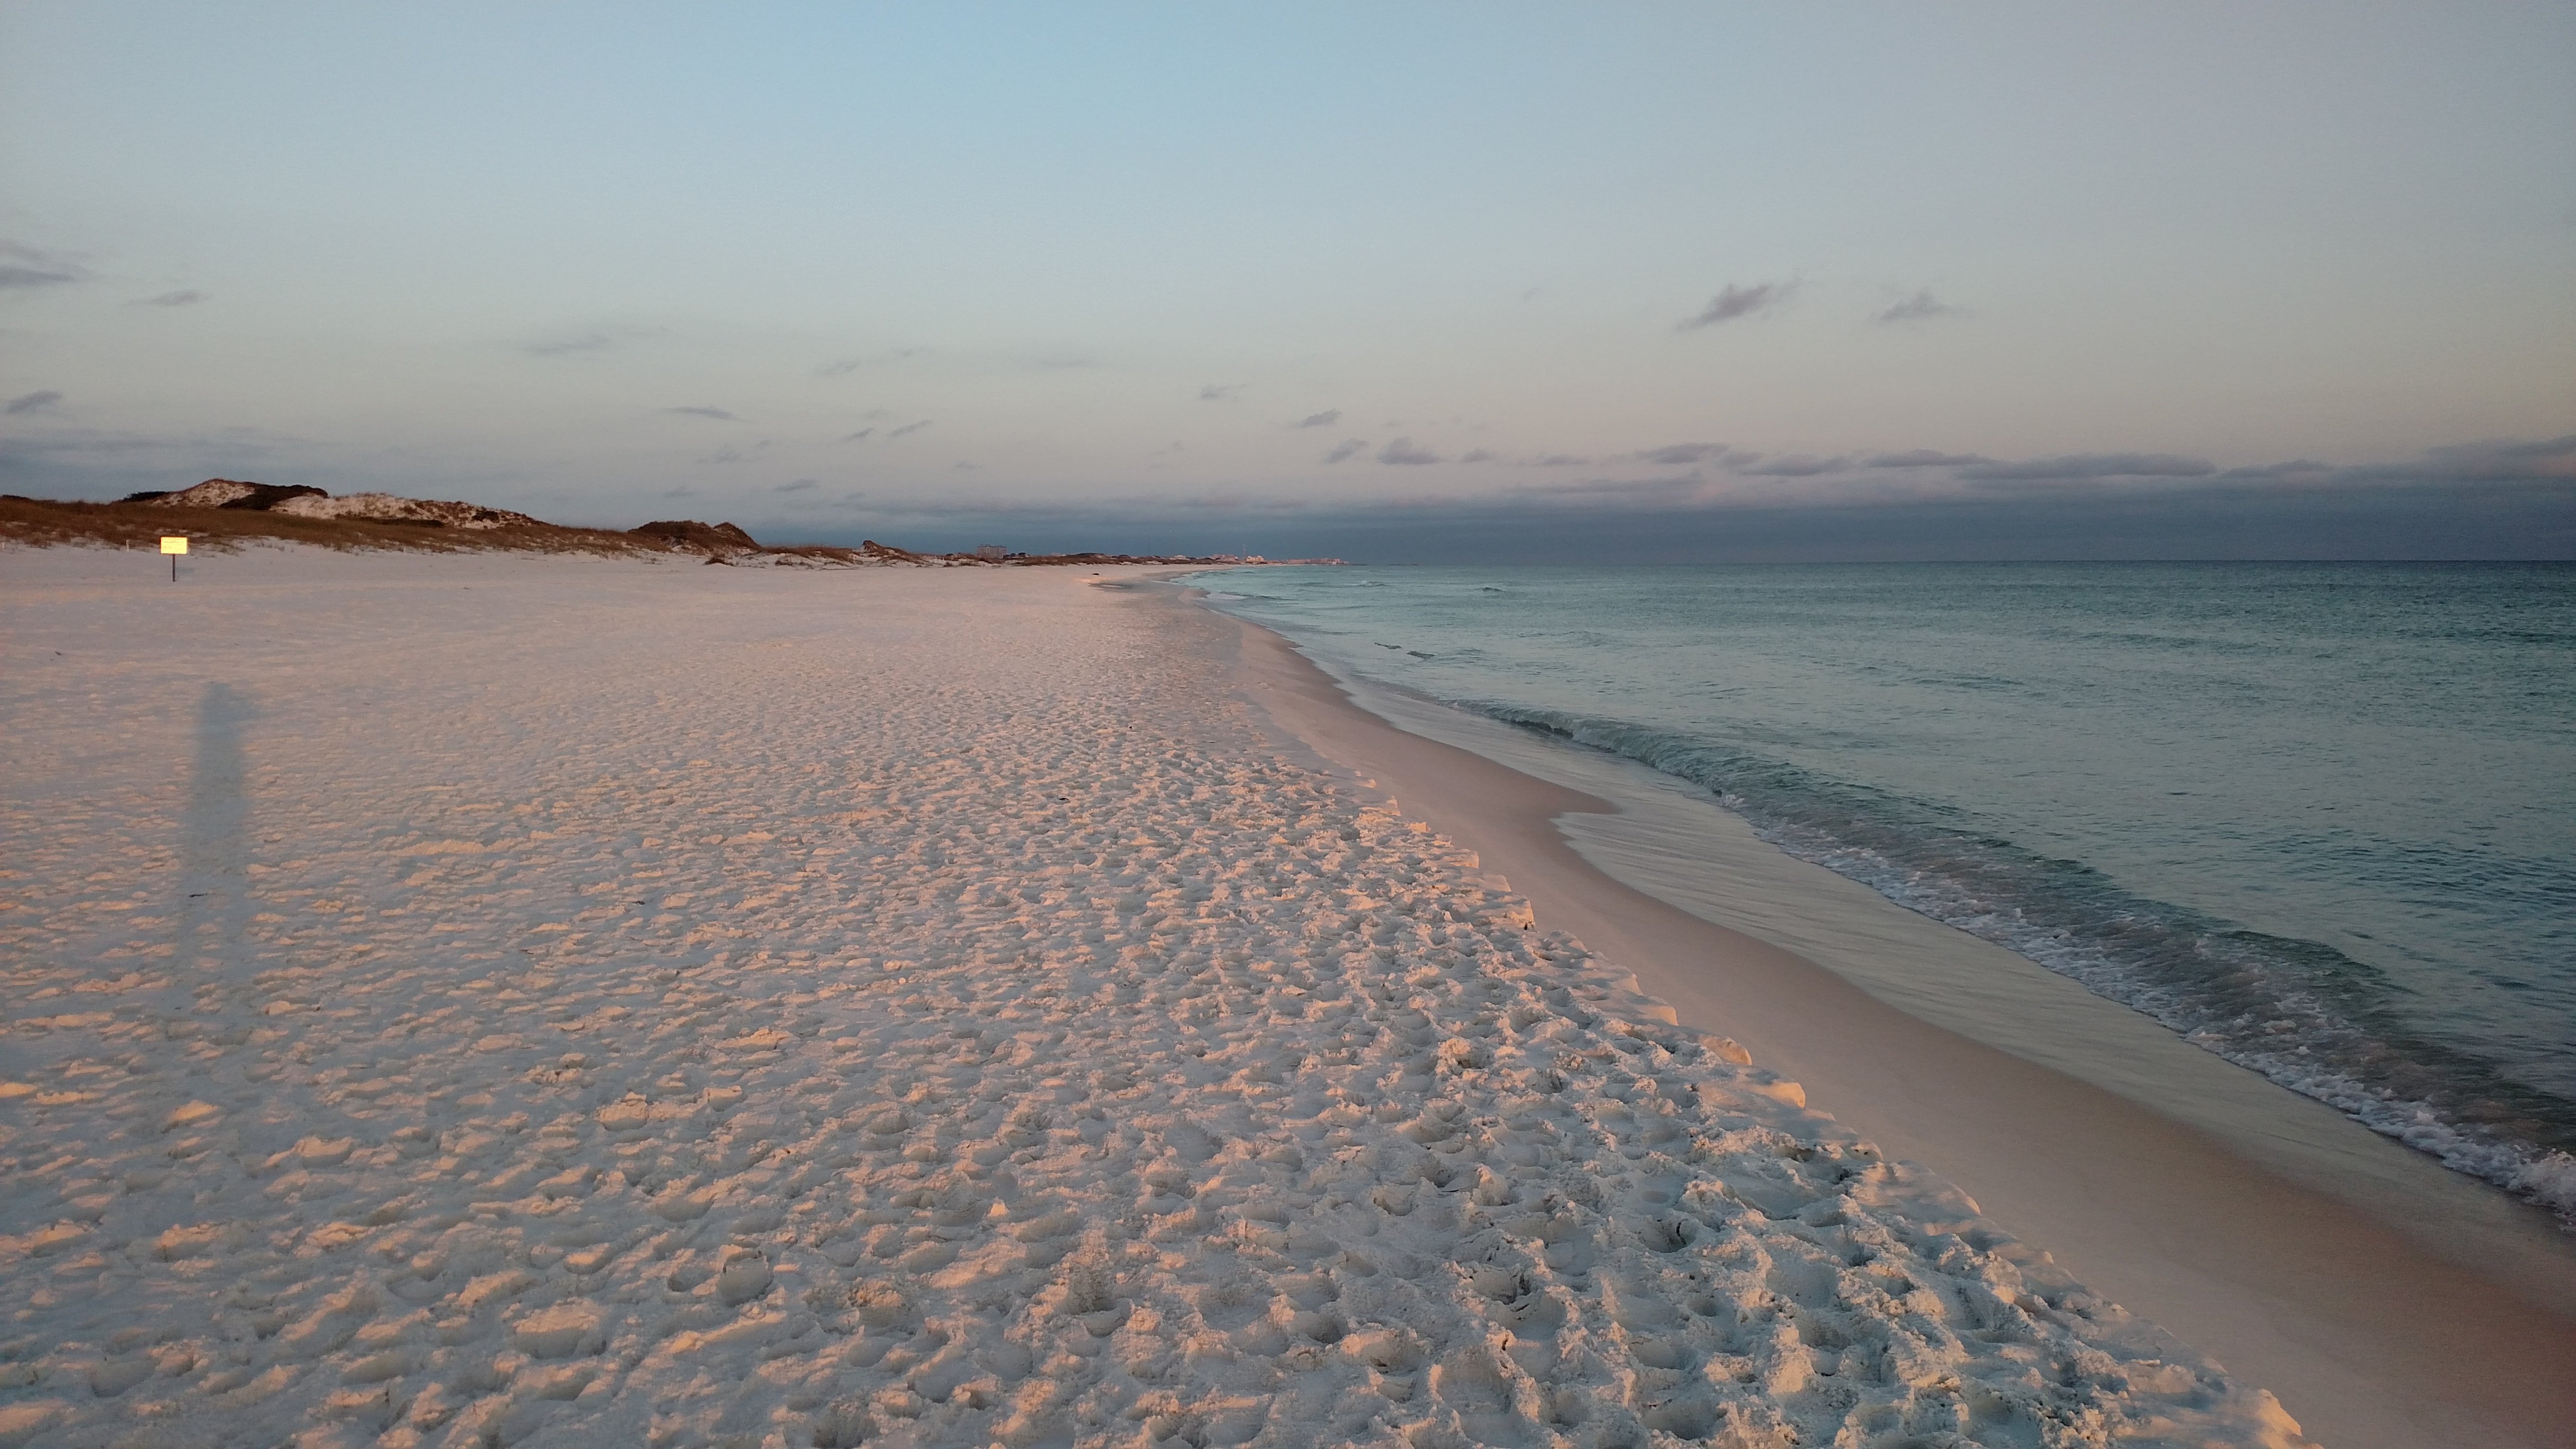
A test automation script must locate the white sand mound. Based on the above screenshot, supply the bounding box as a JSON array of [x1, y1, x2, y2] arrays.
[[0, 548, 2308, 1449], [143, 479, 271, 509], [135, 481, 541, 530], [267, 493, 541, 530]]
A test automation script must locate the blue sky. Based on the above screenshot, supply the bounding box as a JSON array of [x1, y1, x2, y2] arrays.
[[4, 3, 2572, 557]]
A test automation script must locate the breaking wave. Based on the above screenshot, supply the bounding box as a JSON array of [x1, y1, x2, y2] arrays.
[[1471, 698, 2576, 1222]]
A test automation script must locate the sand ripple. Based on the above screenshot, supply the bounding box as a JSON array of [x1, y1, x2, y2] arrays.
[[0, 549, 2307, 1448]]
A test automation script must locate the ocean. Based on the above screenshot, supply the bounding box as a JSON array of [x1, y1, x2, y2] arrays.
[[1194, 562, 2576, 1217]]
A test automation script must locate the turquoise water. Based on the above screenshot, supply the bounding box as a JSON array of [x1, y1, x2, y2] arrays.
[[1198, 563, 2576, 1216]]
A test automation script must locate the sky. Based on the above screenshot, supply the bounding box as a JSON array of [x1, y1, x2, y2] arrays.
[[4, 2, 2573, 560]]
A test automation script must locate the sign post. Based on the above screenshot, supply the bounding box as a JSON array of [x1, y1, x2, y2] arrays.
[[160, 535, 188, 582]]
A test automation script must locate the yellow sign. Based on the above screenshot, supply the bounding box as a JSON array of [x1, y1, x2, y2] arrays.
[[160, 536, 189, 555]]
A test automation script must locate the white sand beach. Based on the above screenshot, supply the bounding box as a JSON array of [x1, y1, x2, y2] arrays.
[[1221, 595, 2576, 1449], [0, 541, 2485, 1448]]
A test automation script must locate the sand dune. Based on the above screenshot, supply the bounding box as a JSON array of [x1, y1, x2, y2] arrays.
[[0, 545, 2304, 1448]]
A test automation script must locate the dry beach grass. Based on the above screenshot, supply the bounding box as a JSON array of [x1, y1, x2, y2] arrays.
[[0, 492, 1278, 570], [0, 494, 673, 561]]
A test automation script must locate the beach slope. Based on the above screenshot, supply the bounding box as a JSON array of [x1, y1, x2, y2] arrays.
[[1, 545, 2303, 1447], [1212, 593, 2576, 1449]]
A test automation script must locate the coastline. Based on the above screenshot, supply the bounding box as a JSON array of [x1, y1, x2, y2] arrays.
[[1193, 586, 2576, 1449], [2, 543, 2311, 1449]]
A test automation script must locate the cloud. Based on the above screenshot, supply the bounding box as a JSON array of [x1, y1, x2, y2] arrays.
[[1734, 453, 1852, 477], [664, 405, 739, 421], [529, 334, 614, 356], [2217, 434, 2576, 486], [774, 478, 819, 493], [0, 421, 296, 465], [679, 432, 2576, 563], [886, 420, 933, 440], [5, 391, 63, 415], [1461, 449, 1495, 463], [1532, 454, 1591, 467], [2210, 459, 2336, 483], [1294, 410, 1341, 429], [1198, 384, 1242, 402], [1379, 438, 1441, 465], [136, 289, 206, 308], [2393, 433, 2576, 482], [1322, 439, 1368, 464], [1519, 474, 1707, 501], [0, 241, 88, 291], [525, 330, 633, 357], [1957, 453, 2216, 482], [1868, 449, 1991, 468], [840, 428, 876, 443], [698, 440, 771, 465], [1676, 281, 1792, 331], [857, 476, 2573, 566], [1542, 435, 2576, 501], [0, 421, 392, 503], [818, 348, 931, 376], [1637, 442, 1730, 465], [1876, 290, 1957, 324]]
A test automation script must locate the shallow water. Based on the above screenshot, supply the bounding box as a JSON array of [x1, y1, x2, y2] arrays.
[[1197, 562, 2576, 1215]]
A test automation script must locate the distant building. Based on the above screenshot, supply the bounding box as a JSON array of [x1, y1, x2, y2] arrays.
[[973, 544, 1008, 561]]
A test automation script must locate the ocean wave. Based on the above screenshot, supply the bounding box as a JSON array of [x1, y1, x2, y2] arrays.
[[1470, 698, 2576, 1222]]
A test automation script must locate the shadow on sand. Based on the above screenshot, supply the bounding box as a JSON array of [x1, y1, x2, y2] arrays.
[[176, 681, 255, 976]]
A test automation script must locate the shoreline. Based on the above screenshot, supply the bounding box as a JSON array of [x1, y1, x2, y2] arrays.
[[1192, 586, 2576, 1449], [1, 544, 2313, 1448], [1212, 584, 2576, 1277]]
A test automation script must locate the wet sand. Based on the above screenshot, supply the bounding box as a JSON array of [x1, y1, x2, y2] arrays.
[[1216, 596, 2576, 1449]]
